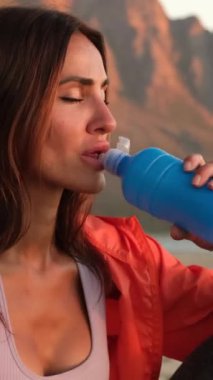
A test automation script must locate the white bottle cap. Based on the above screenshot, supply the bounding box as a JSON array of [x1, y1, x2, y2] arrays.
[[116, 136, 130, 153]]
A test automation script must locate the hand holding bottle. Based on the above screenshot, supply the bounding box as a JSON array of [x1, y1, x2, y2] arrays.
[[100, 137, 213, 248], [171, 154, 213, 251]]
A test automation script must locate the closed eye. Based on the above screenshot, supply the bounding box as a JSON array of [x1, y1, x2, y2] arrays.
[[60, 97, 83, 103]]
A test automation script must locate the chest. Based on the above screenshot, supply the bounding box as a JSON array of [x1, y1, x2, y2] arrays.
[[0, 269, 92, 376]]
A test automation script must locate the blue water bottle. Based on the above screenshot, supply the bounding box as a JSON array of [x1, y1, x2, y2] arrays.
[[100, 136, 213, 243]]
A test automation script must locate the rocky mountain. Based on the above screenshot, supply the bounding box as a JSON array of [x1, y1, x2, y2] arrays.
[[70, 0, 213, 157], [1, 0, 213, 231], [171, 16, 213, 111]]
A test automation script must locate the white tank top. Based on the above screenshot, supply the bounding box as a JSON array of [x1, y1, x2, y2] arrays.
[[0, 262, 109, 379]]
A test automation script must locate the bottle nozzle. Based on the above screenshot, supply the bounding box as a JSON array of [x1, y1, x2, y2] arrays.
[[99, 136, 130, 174], [116, 136, 130, 153]]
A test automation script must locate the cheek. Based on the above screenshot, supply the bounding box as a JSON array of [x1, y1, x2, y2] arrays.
[[47, 118, 76, 152]]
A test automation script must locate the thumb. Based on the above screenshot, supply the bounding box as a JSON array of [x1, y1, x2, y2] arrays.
[[170, 225, 187, 240]]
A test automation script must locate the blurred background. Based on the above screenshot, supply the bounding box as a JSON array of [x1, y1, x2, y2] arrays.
[[1, 1, 213, 377]]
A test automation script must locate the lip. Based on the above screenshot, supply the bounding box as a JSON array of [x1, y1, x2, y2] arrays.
[[81, 142, 110, 170]]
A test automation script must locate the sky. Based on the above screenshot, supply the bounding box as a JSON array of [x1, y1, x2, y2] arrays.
[[160, 0, 213, 31]]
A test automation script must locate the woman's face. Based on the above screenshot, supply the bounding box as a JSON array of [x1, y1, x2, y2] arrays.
[[35, 32, 116, 193]]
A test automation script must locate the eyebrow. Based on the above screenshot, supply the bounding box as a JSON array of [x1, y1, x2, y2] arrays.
[[59, 75, 109, 88]]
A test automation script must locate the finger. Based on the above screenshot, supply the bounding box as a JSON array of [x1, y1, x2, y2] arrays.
[[183, 154, 205, 172], [192, 163, 213, 187], [171, 226, 213, 250], [184, 233, 213, 251], [207, 179, 213, 190], [170, 225, 187, 240], [171, 224, 213, 250]]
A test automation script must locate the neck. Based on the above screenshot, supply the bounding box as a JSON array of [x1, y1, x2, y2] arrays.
[[2, 183, 64, 272]]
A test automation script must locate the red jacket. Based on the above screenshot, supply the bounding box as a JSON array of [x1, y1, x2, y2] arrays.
[[85, 215, 213, 380]]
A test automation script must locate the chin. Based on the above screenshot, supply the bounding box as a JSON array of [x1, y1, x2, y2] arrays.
[[86, 175, 106, 194], [70, 172, 106, 194], [87, 171, 107, 193]]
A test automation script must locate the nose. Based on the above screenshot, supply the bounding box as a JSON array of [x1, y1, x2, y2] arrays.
[[87, 101, 117, 135]]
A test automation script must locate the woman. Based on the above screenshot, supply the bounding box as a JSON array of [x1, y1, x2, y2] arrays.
[[0, 6, 213, 380]]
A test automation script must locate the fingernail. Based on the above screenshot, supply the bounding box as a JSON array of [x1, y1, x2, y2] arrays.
[[184, 162, 192, 171], [208, 180, 213, 190], [193, 175, 201, 186]]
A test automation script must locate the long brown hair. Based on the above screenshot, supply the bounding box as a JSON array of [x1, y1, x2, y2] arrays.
[[0, 7, 111, 295]]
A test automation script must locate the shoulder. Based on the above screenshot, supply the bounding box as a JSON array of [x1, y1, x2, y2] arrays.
[[85, 214, 143, 237], [85, 214, 155, 262], [84, 214, 179, 268]]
